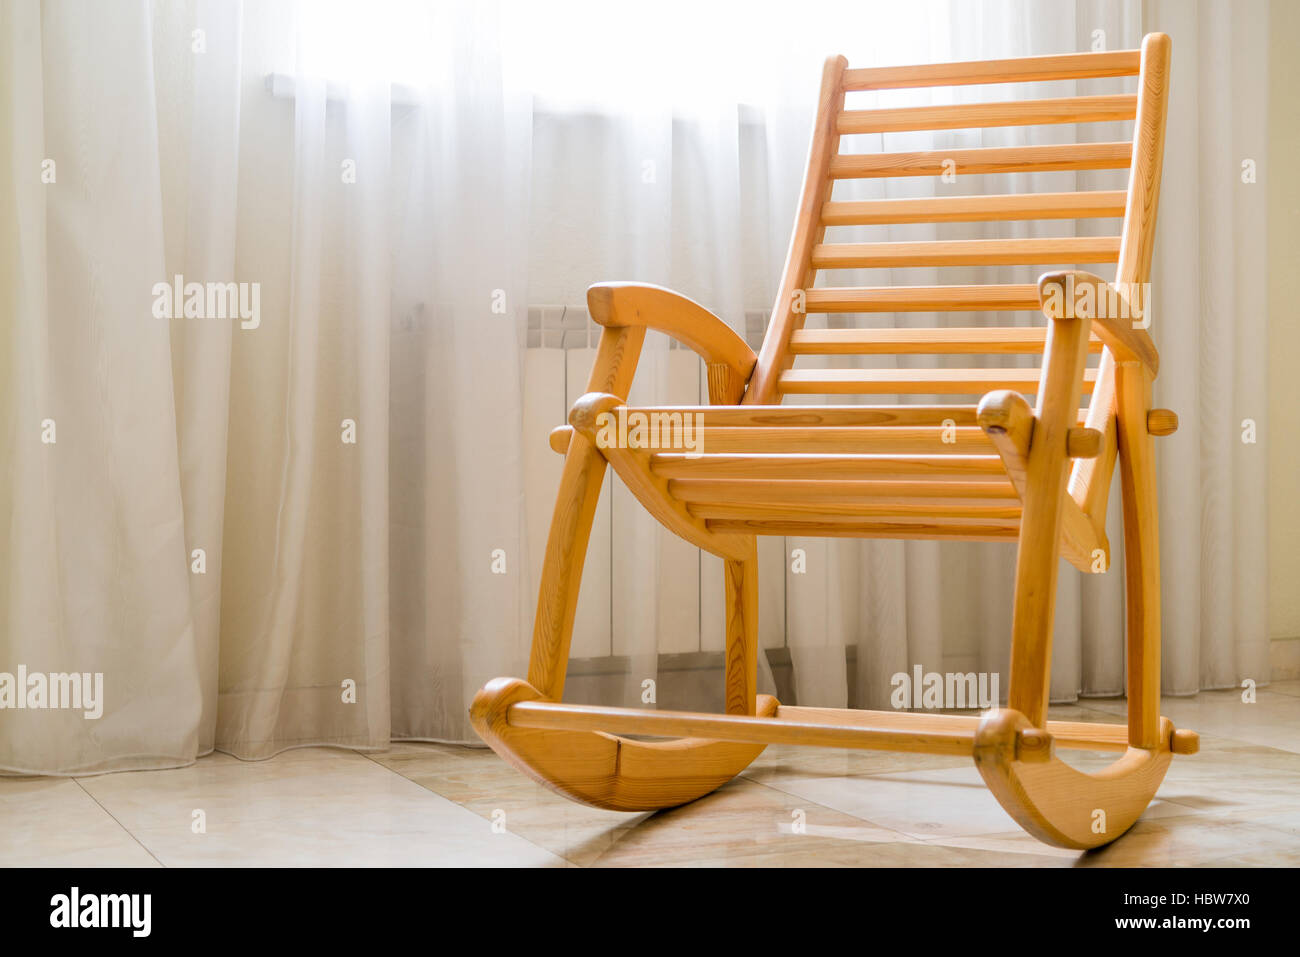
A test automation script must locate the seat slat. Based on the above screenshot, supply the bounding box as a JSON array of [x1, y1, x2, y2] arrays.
[[837, 94, 1136, 134], [620, 404, 980, 427], [689, 502, 1021, 523], [830, 142, 1133, 178], [617, 404, 1091, 425], [705, 518, 1021, 541], [811, 236, 1120, 269], [789, 327, 1105, 355], [778, 367, 1099, 395], [841, 49, 1140, 91], [651, 453, 1007, 481], [804, 284, 1042, 312], [689, 426, 994, 454], [670, 479, 1019, 506], [821, 190, 1127, 226]]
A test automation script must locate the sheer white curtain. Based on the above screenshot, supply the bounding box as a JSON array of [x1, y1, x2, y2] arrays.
[[0, 0, 1269, 774]]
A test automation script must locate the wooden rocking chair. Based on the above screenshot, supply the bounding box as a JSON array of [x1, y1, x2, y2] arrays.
[[471, 34, 1198, 850]]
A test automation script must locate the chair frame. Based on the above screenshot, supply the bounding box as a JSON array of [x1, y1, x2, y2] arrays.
[[471, 34, 1196, 850]]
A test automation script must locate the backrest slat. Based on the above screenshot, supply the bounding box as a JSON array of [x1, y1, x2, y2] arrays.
[[837, 94, 1136, 134], [822, 191, 1127, 225], [842, 49, 1140, 91], [830, 142, 1134, 179]]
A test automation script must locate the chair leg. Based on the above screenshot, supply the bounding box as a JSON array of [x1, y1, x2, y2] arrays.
[[527, 325, 645, 700], [1115, 363, 1161, 749], [526, 435, 609, 700], [723, 542, 759, 716], [1006, 306, 1093, 729]]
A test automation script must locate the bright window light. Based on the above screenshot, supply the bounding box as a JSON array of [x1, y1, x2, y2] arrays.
[[279, 0, 954, 109]]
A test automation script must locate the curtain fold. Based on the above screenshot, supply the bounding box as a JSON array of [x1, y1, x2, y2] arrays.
[[0, 0, 1271, 774]]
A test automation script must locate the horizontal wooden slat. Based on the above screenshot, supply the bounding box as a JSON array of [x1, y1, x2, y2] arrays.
[[508, 700, 1140, 761], [778, 367, 1099, 395], [651, 453, 1007, 481], [804, 284, 1042, 312], [841, 49, 1140, 91], [508, 701, 978, 755], [705, 518, 1020, 541], [830, 142, 1133, 178], [837, 94, 1136, 134], [620, 404, 981, 427], [779, 707, 1135, 753], [821, 190, 1127, 226], [686, 496, 1019, 520], [688, 426, 995, 455], [811, 236, 1120, 269], [789, 327, 1105, 355], [688, 501, 1021, 523], [668, 479, 1019, 505]]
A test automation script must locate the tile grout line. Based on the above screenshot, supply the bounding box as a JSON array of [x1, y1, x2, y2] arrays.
[[72, 777, 167, 868], [356, 747, 578, 867]]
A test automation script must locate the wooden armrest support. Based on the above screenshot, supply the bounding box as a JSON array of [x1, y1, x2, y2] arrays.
[[1037, 271, 1159, 376], [587, 283, 757, 400]]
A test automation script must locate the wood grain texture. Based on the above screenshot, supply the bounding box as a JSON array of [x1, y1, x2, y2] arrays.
[[780, 706, 1141, 754], [778, 366, 1098, 395], [1147, 408, 1178, 436], [670, 479, 1020, 505], [831, 142, 1133, 179], [1116, 363, 1162, 748], [568, 392, 751, 561], [837, 94, 1135, 134], [803, 284, 1042, 312], [1040, 269, 1159, 374], [684, 425, 998, 454], [978, 389, 1103, 572], [548, 425, 572, 454], [789, 327, 1104, 355], [587, 282, 756, 389], [723, 547, 759, 716], [704, 519, 1021, 541], [841, 48, 1139, 90], [526, 326, 644, 699], [1115, 34, 1171, 292], [1069, 350, 1119, 552], [811, 236, 1120, 268], [510, 698, 978, 756], [821, 190, 1127, 226], [1005, 276, 1095, 726], [744, 54, 848, 404], [471, 677, 779, 811], [652, 453, 1007, 481], [626, 403, 984, 427]]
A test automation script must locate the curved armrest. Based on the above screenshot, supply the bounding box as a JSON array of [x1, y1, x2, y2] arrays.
[[1037, 271, 1159, 377], [586, 283, 757, 398]]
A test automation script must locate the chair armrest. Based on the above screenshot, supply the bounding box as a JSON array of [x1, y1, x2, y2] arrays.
[[1037, 271, 1159, 376], [587, 283, 757, 402]]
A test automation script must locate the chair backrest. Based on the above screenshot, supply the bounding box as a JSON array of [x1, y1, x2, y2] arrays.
[[743, 35, 1171, 408]]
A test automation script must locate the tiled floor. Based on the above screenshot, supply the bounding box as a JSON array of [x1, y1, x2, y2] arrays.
[[3, 683, 1298, 867]]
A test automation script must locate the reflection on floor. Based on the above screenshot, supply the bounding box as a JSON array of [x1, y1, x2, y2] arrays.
[[3, 683, 1299, 866]]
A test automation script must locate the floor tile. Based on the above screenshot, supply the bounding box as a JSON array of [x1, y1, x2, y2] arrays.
[[0, 777, 158, 867], [77, 748, 563, 867]]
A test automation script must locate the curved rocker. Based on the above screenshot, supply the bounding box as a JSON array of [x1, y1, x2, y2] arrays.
[[470, 677, 779, 812], [974, 709, 1176, 850]]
